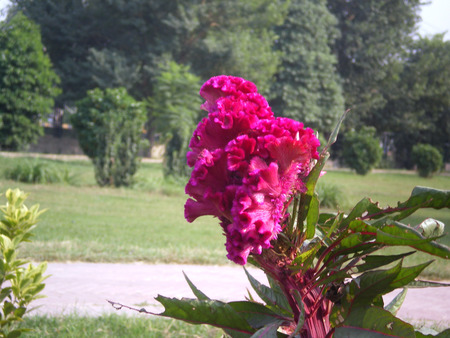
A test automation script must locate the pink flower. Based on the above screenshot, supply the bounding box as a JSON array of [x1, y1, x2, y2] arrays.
[[185, 75, 320, 265]]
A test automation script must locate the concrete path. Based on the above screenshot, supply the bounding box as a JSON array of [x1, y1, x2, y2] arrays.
[[31, 262, 449, 328]]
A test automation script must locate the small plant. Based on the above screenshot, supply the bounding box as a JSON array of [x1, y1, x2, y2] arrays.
[[412, 144, 443, 178], [0, 188, 48, 337], [4, 160, 74, 184], [340, 126, 383, 175], [71, 87, 147, 187]]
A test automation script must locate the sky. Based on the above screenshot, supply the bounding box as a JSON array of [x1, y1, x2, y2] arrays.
[[0, 0, 449, 39]]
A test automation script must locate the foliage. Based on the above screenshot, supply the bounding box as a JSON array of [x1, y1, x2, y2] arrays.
[[380, 35, 450, 168], [115, 100, 450, 336], [0, 188, 48, 337], [180, 0, 289, 96], [71, 87, 147, 187], [340, 126, 383, 175], [4, 160, 74, 184], [12, 0, 287, 104], [148, 60, 203, 178], [0, 11, 60, 151], [412, 144, 443, 178], [270, 0, 344, 136], [327, 0, 421, 130]]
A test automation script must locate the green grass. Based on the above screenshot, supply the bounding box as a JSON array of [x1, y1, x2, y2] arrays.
[[20, 313, 449, 337], [1, 155, 449, 277], [22, 314, 222, 337]]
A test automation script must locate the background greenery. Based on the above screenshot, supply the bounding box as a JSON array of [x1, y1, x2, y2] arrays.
[[2, 0, 448, 170], [1, 156, 448, 279]]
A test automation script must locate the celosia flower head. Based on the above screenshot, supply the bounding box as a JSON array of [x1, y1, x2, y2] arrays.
[[185, 75, 320, 265]]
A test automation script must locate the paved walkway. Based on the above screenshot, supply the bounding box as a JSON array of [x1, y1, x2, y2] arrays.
[[31, 262, 449, 328]]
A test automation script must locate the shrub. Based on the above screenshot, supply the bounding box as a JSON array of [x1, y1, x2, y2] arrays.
[[316, 182, 346, 209], [71, 87, 147, 187], [412, 143, 443, 177], [4, 160, 74, 184], [0, 188, 48, 337], [340, 126, 382, 175]]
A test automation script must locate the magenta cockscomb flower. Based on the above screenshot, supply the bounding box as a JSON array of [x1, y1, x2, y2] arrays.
[[185, 75, 320, 265]]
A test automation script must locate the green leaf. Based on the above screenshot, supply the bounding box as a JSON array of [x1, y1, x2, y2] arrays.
[[375, 223, 450, 259], [228, 301, 287, 329], [350, 262, 402, 306], [336, 306, 416, 338], [354, 252, 416, 274], [155, 296, 255, 335], [306, 193, 319, 239], [183, 272, 209, 300], [387, 261, 432, 292], [250, 320, 287, 338], [244, 268, 292, 315], [384, 288, 407, 316], [324, 109, 349, 152], [395, 187, 450, 221]]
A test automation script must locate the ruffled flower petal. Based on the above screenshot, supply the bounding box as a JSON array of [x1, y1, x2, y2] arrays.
[[185, 75, 320, 265]]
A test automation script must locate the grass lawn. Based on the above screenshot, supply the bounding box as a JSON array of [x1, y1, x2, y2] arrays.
[[22, 314, 222, 337], [0, 155, 449, 278]]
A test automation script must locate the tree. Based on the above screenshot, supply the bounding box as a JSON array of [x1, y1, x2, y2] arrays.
[[327, 0, 422, 129], [13, 0, 288, 105], [71, 87, 147, 187], [270, 0, 344, 136], [375, 35, 450, 168], [148, 60, 203, 178], [12, 0, 181, 105], [0, 12, 60, 150], [179, 0, 289, 95]]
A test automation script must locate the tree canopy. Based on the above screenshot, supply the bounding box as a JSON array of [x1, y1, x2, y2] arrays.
[[270, 0, 344, 136]]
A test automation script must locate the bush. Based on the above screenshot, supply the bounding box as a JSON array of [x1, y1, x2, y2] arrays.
[[0, 188, 48, 337], [71, 87, 147, 187], [316, 182, 346, 209], [412, 143, 443, 177], [340, 126, 382, 175], [4, 160, 74, 184]]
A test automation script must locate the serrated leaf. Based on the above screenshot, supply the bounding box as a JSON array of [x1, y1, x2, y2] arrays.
[[336, 306, 415, 338], [155, 296, 255, 335], [395, 187, 450, 221], [384, 288, 407, 316], [183, 272, 209, 300]]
